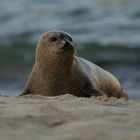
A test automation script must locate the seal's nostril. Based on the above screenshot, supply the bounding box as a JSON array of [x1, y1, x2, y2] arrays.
[[69, 37, 72, 42], [65, 41, 70, 46], [62, 42, 67, 49], [64, 41, 72, 47]]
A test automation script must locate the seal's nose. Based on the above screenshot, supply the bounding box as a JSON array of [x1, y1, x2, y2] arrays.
[[62, 40, 74, 52], [59, 32, 73, 42], [59, 32, 74, 52]]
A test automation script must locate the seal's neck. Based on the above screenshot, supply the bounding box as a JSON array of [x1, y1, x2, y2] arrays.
[[36, 54, 74, 76]]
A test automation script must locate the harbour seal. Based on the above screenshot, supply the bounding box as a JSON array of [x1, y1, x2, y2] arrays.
[[20, 30, 128, 99]]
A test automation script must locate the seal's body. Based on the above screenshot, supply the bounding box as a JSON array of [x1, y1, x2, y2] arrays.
[[21, 31, 128, 99]]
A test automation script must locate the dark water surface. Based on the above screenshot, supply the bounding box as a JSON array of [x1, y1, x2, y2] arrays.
[[0, 0, 140, 99]]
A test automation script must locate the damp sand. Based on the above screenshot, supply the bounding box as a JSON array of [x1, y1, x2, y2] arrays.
[[0, 94, 140, 140]]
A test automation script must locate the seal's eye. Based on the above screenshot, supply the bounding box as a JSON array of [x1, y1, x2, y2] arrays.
[[50, 37, 57, 42]]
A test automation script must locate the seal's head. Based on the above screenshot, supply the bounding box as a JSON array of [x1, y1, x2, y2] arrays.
[[36, 31, 75, 66]]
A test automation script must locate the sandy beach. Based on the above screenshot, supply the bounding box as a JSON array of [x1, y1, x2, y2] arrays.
[[0, 94, 140, 140]]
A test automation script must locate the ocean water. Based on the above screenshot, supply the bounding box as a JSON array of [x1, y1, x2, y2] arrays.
[[1, 0, 140, 46], [0, 0, 140, 99]]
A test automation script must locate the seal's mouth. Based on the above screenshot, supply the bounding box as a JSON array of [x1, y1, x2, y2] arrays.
[[52, 40, 75, 55], [62, 41, 74, 53]]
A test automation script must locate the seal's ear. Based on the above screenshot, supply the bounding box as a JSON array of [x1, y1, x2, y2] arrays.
[[83, 80, 105, 97]]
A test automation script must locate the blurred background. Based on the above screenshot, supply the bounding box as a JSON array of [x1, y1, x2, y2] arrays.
[[0, 0, 140, 99]]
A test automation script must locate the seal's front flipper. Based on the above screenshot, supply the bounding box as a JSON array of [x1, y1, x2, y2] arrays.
[[121, 90, 129, 100], [83, 88, 105, 97], [83, 80, 105, 97], [19, 89, 31, 96]]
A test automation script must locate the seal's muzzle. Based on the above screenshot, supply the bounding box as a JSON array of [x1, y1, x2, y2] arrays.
[[62, 40, 74, 52]]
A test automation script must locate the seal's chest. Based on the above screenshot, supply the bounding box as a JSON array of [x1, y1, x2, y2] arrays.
[[42, 77, 82, 96]]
